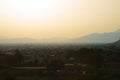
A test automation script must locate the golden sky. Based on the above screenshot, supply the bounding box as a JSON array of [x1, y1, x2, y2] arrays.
[[0, 0, 120, 40]]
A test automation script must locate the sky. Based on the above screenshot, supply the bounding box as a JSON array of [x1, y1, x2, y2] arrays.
[[0, 0, 120, 41]]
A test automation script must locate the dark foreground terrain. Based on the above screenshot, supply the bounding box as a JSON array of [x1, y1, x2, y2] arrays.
[[0, 43, 120, 80]]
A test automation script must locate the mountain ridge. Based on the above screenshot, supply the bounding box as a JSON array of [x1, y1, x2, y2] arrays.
[[72, 29, 120, 43], [0, 29, 120, 44]]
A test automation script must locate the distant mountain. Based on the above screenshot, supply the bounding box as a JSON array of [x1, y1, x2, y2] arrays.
[[73, 29, 120, 44], [0, 38, 38, 44], [112, 39, 120, 46], [1, 29, 120, 44]]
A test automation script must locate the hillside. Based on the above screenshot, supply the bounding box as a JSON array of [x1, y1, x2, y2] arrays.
[[73, 29, 120, 44]]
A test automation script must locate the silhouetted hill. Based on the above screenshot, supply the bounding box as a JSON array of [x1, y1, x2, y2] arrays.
[[0, 38, 38, 44], [1, 29, 120, 44], [111, 39, 120, 46], [73, 29, 120, 44]]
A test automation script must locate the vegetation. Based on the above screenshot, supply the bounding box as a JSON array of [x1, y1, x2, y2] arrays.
[[0, 45, 120, 80]]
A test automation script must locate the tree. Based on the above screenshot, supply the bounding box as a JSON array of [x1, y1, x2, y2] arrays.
[[47, 60, 65, 75], [13, 49, 24, 65]]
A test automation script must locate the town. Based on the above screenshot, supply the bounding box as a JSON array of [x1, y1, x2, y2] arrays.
[[0, 41, 120, 80]]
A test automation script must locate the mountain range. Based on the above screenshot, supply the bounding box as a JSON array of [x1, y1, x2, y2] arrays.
[[0, 38, 38, 44], [72, 29, 120, 44], [0, 29, 120, 44]]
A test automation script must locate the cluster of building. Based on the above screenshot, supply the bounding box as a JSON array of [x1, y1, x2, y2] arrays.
[[0, 45, 120, 76]]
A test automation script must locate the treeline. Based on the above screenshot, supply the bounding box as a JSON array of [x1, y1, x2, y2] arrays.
[[0, 47, 120, 80]]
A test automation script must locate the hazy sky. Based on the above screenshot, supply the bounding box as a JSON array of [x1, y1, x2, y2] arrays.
[[0, 0, 120, 40]]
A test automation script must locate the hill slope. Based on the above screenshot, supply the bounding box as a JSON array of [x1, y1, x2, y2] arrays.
[[73, 29, 120, 44]]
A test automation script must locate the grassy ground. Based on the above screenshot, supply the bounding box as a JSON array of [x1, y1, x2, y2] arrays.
[[1, 76, 71, 80], [12, 67, 47, 70], [16, 76, 78, 80], [17, 76, 50, 80]]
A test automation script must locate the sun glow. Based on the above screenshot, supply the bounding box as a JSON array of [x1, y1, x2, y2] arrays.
[[1, 0, 120, 40], [7, 0, 68, 22]]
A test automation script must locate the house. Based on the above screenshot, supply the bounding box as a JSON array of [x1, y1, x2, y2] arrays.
[[103, 53, 120, 75]]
